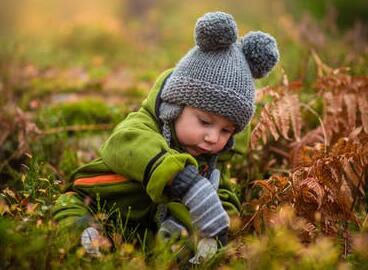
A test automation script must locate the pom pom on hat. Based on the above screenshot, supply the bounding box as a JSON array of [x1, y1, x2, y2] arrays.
[[241, 31, 279, 79], [195, 11, 238, 51]]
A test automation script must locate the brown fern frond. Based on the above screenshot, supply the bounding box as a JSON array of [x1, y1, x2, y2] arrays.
[[251, 133, 367, 238], [293, 134, 368, 228], [341, 156, 364, 195], [254, 180, 276, 196], [255, 86, 276, 103], [262, 104, 280, 141], [343, 94, 358, 128], [277, 95, 292, 140], [311, 49, 334, 77], [251, 118, 270, 149], [251, 83, 303, 149], [289, 128, 326, 168], [323, 91, 344, 136], [313, 68, 368, 144], [247, 176, 293, 234], [286, 94, 302, 141], [358, 93, 368, 133], [297, 177, 325, 209], [247, 57, 368, 243]]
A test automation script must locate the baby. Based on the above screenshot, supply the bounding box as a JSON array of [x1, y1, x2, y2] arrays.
[[53, 11, 279, 261]]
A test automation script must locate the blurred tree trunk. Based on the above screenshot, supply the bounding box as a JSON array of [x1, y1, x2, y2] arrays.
[[123, 0, 157, 20], [119, 0, 160, 43]]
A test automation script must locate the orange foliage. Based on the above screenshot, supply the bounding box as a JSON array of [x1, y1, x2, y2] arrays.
[[247, 54, 368, 244]]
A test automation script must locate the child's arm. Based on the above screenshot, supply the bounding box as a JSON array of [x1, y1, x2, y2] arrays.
[[100, 116, 198, 203]]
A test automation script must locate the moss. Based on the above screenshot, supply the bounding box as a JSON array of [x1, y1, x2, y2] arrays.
[[88, 66, 111, 81], [19, 75, 102, 109], [37, 98, 127, 128]]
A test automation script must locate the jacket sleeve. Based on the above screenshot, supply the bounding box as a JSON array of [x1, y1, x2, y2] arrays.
[[100, 107, 198, 203]]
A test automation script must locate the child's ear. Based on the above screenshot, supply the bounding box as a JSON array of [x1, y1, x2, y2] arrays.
[[240, 31, 279, 79]]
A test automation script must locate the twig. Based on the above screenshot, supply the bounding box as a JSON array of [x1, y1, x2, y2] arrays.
[[235, 210, 259, 236], [268, 146, 290, 159], [311, 49, 333, 77], [300, 103, 329, 151], [268, 168, 290, 174], [0, 149, 23, 173], [363, 214, 368, 228]]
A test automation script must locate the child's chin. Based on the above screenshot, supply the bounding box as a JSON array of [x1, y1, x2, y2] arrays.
[[185, 147, 201, 156], [186, 147, 214, 157], [188, 150, 201, 156]]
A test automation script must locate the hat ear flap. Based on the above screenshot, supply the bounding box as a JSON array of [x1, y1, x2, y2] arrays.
[[240, 31, 279, 79]]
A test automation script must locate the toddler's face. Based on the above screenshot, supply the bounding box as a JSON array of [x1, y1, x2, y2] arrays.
[[174, 106, 235, 156]]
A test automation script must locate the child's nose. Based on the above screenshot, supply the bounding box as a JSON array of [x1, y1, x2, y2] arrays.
[[204, 129, 219, 144]]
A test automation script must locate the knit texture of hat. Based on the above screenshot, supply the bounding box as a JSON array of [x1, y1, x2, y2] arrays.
[[160, 11, 279, 132]]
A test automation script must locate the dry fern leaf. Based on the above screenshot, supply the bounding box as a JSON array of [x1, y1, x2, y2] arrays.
[[296, 177, 325, 209], [314, 70, 368, 142], [343, 94, 357, 128], [286, 94, 302, 141], [341, 156, 364, 195], [264, 104, 280, 141], [323, 91, 343, 136], [291, 134, 367, 229], [276, 96, 292, 140], [289, 128, 326, 169], [251, 84, 302, 149], [357, 93, 368, 133], [253, 179, 276, 200]]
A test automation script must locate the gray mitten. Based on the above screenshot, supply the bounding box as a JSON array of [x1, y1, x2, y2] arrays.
[[172, 165, 230, 238], [208, 168, 220, 191], [81, 227, 101, 257], [158, 216, 188, 240]]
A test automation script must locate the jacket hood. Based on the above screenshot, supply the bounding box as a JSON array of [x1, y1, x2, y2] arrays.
[[141, 69, 173, 124], [141, 68, 235, 157]]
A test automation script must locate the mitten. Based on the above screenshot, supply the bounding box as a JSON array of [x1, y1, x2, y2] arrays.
[[208, 168, 220, 191], [202, 168, 229, 245], [189, 238, 218, 264], [80, 227, 101, 257], [171, 165, 230, 238], [158, 216, 188, 240]]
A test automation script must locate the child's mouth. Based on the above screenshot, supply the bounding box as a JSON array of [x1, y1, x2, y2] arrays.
[[192, 146, 211, 155]]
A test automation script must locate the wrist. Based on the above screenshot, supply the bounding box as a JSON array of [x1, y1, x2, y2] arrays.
[[216, 228, 228, 247], [171, 165, 202, 198]]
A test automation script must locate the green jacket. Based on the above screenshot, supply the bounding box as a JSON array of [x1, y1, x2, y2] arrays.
[[53, 69, 243, 232]]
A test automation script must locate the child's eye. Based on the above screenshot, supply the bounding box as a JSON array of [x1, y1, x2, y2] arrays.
[[222, 129, 232, 134], [199, 118, 211, 126]]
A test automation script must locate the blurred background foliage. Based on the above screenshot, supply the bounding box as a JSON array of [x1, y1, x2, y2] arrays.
[[0, 0, 367, 78]]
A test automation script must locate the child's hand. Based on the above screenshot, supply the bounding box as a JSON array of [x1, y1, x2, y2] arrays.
[[158, 216, 188, 240], [171, 165, 230, 238], [189, 237, 218, 264]]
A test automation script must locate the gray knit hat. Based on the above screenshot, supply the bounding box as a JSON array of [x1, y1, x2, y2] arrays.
[[159, 11, 279, 139]]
